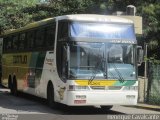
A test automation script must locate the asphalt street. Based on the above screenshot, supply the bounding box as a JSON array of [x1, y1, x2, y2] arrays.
[[0, 88, 160, 120]]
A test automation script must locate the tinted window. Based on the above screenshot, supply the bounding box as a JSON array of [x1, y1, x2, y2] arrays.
[[45, 25, 55, 48], [35, 29, 45, 48], [12, 35, 19, 50], [4, 36, 12, 51], [57, 21, 68, 40], [26, 31, 35, 50], [19, 33, 26, 50]]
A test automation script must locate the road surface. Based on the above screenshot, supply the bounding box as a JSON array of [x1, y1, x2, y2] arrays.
[[0, 90, 160, 120]]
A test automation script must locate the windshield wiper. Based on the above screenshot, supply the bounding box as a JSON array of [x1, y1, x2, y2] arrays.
[[112, 63, 125, 83], [88, 62, 99, 84], [99, 58, 121, 80], [88, 57, 106, 84]]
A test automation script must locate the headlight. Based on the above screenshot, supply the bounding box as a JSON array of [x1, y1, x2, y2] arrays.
[[68, 85, 89, 91], [123, 86, 138, 91]]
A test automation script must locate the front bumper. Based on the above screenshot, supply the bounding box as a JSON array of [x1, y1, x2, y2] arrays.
[[65, 91, 138, 106]]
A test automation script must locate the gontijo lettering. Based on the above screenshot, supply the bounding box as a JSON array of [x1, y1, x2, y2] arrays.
[[13, 55, 27, 64]]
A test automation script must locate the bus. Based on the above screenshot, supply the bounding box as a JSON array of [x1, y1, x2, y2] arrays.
[[0, 14, 143, 110]]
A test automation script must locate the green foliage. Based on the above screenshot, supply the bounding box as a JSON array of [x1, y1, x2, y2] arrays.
[[0, 0, 39, 33], [139, 2, 160, 59], [0, 0, 93, 33], [0, 0, 160, 60], [148, 94, 160, 105]]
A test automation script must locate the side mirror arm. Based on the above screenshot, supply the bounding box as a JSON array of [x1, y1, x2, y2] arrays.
[[137, 46, 144, 66]]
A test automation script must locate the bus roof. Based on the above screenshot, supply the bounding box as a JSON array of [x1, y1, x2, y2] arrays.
[[56, 14, 133, 23], [1, 14, 133, 36]]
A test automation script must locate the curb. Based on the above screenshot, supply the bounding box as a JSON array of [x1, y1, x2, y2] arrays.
[[125, 104, 160, 112], [135, 104, 160, 112]]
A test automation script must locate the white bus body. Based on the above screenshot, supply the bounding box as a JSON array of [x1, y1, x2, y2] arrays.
[[1, 14, 138, 109]]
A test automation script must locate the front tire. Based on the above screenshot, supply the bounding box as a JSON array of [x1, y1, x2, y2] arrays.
[[8, 75, 12, 89], [8, 75, 13, 94], [12, 76, 18, 96], [101, 105, 113, 111], [47, 83, 58, 108]]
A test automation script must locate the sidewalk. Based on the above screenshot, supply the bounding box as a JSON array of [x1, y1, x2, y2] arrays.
[[125, 103, 160, 112], [136, 103, 160, 112]]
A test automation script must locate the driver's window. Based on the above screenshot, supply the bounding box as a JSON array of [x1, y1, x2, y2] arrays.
[[56, 43, 68, 82], [123, 45, 133, 64], [108, 44, 123, 63]]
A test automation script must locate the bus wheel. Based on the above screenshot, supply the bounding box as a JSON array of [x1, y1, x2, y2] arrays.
[[100, 105, 113, 111], [47, 83, 57, 108], [8, 75, 13, 94], [12, 76, 18, 96]]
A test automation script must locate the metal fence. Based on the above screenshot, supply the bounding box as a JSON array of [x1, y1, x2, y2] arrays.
[[147, 62, 160, 105]]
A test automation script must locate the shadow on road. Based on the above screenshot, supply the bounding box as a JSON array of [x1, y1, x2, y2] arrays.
[[55, 105, 124, 115], [0, 91, 124, 115]]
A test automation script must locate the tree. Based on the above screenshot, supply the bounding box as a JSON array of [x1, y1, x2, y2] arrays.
[[108, 0, 160, 59], [0, 0, 39, 34], [137, 1, 160, 59], [1, 0, 160, 59]]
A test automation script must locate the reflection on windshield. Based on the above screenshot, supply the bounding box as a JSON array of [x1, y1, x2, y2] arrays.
[[69, 42, 136, 80], [70, 22, 136, 40], [69, 42, 105, 79], [108, 44, 134, 64], [107, 44, 136, 80]]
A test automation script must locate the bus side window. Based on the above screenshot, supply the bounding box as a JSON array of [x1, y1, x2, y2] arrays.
[[45, 24, 55, 49], [19, 33, 26, 50], [12, 35, 19, 50], [35, 29, 45, 49], [5, 36, 13, 51], [26, 31, 34, 50], [57, 21, 68, 41], [3, 37, 8, 52]]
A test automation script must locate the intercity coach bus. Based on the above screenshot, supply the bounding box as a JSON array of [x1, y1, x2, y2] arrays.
[[0, 14, 143, 110]]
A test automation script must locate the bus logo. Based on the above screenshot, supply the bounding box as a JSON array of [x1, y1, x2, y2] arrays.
[[45, 58, 54, 66], [13, 55, 27, 64]]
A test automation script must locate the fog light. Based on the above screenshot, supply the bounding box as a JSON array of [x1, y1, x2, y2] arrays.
[[69, 85, 89, 91]]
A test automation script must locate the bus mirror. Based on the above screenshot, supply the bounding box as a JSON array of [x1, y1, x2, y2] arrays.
[[67, 45, 70, 61], [66, 45, 70, 78], [62, 45, 70, 80], [137, 46, 144, 66]]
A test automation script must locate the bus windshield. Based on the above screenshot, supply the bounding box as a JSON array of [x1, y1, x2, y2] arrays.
[[69, 42, 136, 80], [70, 22, 136, 40]]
